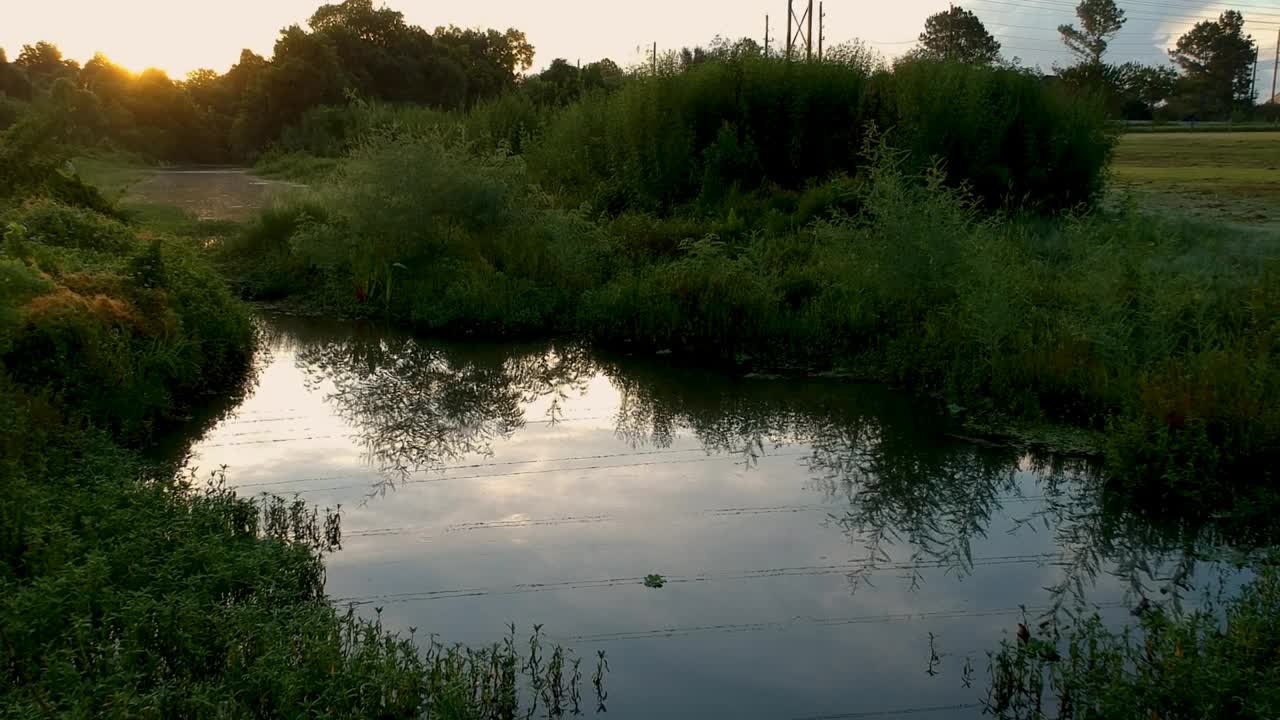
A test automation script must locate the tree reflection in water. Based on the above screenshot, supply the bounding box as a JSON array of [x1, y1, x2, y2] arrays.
[[292, 322, 595, 498], [285, 320, 1255, 606]]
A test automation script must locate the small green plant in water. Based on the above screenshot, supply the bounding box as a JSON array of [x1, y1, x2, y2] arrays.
[[643, 574, 667, 589]]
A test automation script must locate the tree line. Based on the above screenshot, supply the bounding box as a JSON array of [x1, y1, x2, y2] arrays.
[[0, 0, 1271, 166], [913, 0, 1264, 120], [0, 0, 536, 161]]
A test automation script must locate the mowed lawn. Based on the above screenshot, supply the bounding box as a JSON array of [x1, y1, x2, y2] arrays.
[[1112, 131, 1280, 226]]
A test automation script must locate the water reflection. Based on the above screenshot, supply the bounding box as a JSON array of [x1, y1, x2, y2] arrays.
[[284, 322, 1253, 604], [176, 314, 1262, 720], [295, 332, 595, 496]]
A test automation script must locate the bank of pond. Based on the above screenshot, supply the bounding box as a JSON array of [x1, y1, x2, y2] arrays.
[[2, 57, 1278, 717]]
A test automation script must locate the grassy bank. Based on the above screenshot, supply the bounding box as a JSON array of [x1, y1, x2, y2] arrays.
[[1, 156, 603, 715], [227, 141, 1278, 502], [1112, 131, 1280, 227]]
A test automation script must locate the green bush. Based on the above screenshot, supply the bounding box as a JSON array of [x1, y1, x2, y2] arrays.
[[1, 204, 253, 440], [1, 196, 604, 718], [11, 198, 135, 252], [529, 57, 1113, 212]]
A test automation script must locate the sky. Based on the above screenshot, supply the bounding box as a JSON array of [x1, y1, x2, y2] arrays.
[[2, 0, 1277, 100]]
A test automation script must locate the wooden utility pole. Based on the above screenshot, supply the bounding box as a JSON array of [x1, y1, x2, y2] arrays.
[[818, 2, 825, 62], [786, 2, 793, 61], [948, 3, 955, 62], [1251, 48, 1259, 105], [765, 15, 770, 58], [1272, 27, 1279, 103], [653, 41, 658, 76]]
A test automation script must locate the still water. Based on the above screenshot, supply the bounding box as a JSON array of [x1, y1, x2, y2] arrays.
[[177, 313, 1240, 719]]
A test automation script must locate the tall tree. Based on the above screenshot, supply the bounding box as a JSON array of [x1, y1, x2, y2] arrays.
[[1058, 0, 1127, 67], [581, 59, 623, 93], [14, 41, 79, 88], [0, 48, 31, 99], [432, 26, 534, 104], [1169, 11, 1256, 117], [914, 6, 1002, 65]]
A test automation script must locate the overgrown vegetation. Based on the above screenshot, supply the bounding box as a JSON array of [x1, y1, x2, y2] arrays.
[[985, 559, 1280, 719], [219, 56, 1276, 498], [0, 147, 605, 716]]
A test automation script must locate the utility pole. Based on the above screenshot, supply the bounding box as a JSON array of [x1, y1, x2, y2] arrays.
[[765, 15, 770, 58], [818, 2, 826, 62], [948, 3, 955, 62], [1251, 48, 1258, 106], [653, 41, 658, 76], [1272, 27, 1279, 104], [807, 0, 815, 61], [786, 2, 793, 61]]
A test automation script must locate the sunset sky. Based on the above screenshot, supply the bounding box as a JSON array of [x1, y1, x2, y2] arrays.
[[2, 0, 1276, 99]]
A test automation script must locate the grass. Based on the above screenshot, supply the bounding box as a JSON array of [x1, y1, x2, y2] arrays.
[[254, 150, 341, 185], [986, 557, 1280, 719], [1111, 131, 1280, 227], [1, 182, 607, 716], [70, 153, 152, 202]]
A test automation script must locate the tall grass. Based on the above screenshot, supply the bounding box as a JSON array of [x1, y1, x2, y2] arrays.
[[527, 57, 1113, 212], [1, 192, 607, 716], [984, 560, 1280, 719]]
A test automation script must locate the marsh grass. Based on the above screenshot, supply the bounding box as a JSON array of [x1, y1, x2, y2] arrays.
[[984, 560, 1280, 719]]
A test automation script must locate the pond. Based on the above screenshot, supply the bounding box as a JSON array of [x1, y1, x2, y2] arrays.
[[173, 313, 1245, 720]]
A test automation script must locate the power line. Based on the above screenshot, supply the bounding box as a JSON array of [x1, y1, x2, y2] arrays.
[[1148, 0, 1280, 13], [967, 0, 1280, 29], [1078, 0, 1280, 22]]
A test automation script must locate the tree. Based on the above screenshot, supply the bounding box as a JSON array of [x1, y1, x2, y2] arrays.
[[309, 0, 406, 44], [534, 58, 581, 105], [14, 41, 79, 88], [914, 6, 1001, 65], [432, 26, 535, 105], [80, 53, 133, 99], [1114, 62, 1177, 118], [1169, 11, 1256, 117], [0, 47, 33, 100], [1058, 0, 1127, 67], [581, 59, 623, 93]]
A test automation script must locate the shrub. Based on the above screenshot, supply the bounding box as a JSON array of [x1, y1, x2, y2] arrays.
[[986, 558, 1280, 719], [12, 198, 135, 252], [529, 57, 1113, 213]]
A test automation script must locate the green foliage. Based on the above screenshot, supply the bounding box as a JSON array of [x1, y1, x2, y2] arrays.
[[886, 61, 1115, 209], [0, 189, 254, 441], [0, 192, 605, 717], [986, 560, 1280, 719], [11, 198, 134, 252], [1057, 0, 1127, 66], [229, 133, 1278, 492], [5, 1, 541, 162], [912, 5, 1003, 65], [0, 95, 27, 131], [1169, 11, 1259, 118], [258, 133, 607, 335], [530, 57, 1113, 212]]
